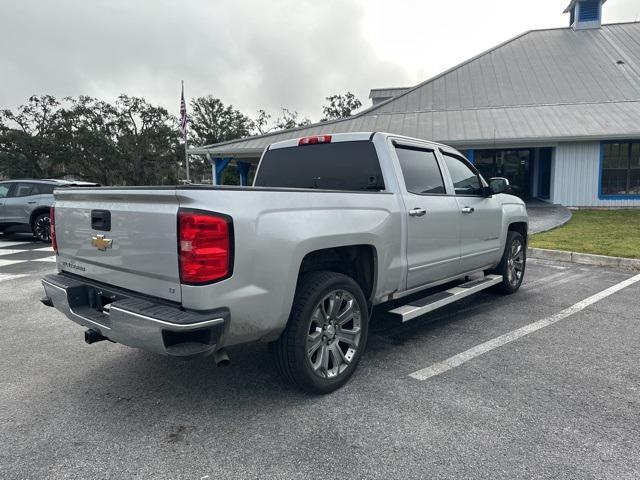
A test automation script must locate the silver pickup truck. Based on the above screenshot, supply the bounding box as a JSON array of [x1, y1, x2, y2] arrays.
[[41, 132, 528, 393]]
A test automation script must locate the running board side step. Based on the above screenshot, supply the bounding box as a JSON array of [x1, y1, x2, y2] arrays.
[[388, 274, 502, 322]]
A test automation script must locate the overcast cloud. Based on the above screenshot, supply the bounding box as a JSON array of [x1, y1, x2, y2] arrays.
[[1, 0, 639, 121]]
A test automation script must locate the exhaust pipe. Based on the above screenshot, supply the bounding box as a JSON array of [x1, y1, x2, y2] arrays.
[[40, 296, 53, 307], [84, 329, 108, 344], [214, 348, 230, 367]]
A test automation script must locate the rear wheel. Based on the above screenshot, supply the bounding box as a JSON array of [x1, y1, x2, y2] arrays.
[[271, 271, 369, 394], [32, 213, 51, 242], [491, 230, 526, 294]]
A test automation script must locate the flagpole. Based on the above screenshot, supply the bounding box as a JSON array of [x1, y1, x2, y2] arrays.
[[184, 127, 189, 183], [182, 80, 190, 183]]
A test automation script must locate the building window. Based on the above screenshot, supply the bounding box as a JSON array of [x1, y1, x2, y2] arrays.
[[601, 142, 640, 196]]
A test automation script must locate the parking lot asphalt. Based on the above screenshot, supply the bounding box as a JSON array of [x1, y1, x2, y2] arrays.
[[2, 233, 640, 479]]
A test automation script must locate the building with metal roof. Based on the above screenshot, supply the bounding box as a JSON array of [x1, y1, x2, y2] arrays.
[[190, 0, 640, 207]]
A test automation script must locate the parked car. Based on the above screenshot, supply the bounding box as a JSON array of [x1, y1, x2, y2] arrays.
[[0, 179, 99, 242], [40, 132, 528, 393]]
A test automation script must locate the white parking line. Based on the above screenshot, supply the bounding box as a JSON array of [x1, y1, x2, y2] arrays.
[[0, 273, 29, 283], [33, 256, 57, 262], [0, 259, 25, 267], [0, 241, 31, 248], [0, 249, 25, 256], [409, 273, 640, 381], [524, 272, 586, 293], [521, 271, 568, 289]]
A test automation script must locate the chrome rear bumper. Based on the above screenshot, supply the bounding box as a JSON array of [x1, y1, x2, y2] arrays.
[[41, 273, 228, 357]]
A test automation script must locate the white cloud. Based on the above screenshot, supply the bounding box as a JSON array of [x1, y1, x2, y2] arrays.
[[0, 0, 638, 121]]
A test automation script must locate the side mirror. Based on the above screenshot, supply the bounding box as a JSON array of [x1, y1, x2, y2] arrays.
[[489, 177, 510, 195]]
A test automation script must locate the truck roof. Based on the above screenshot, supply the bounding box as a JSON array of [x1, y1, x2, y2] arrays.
[[267, 132, 453, 152]]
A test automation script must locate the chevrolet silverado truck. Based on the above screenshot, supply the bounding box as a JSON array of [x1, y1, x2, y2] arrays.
[[41, 132, 528, 394]]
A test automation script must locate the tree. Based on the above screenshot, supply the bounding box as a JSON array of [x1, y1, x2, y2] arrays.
[[54, 95, 121, 185], [0, 95, 64, 178], [112, 95, 181, 185], [0, 94, 182, 185], [253, 109, 272, 135], [189, 96, 254, 146], [273, 108, 311, 130], [321, 92, 362, 122], [251, 108, 312, 136], [1, 91, 353, 186]]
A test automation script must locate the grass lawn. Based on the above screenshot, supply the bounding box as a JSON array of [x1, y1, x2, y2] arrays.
[[530, 209, 640, 259]]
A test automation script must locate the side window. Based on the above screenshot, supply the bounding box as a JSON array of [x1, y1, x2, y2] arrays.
[[395, 146, 446, 195], [38, 184, 55, 195], [442, 153, 483, 196], [13, 183, 35, 197], [0, 183, 9, 198]]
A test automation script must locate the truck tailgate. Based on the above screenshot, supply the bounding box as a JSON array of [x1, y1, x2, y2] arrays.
[[53, 188, 182, 302]]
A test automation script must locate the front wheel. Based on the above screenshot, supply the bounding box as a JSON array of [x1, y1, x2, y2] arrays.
[[271, 271, 369, 394], [32, 212, 52, 242], [491, 230, 526, 294]]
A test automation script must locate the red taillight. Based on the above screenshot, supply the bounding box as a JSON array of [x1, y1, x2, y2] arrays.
[[298, 135, 332, 146], [50, 206, 58, 255], [178, 209, 232, 284]]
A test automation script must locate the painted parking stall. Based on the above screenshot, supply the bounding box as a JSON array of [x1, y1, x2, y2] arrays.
[[2, 236, 640, 477], [0, 236, 56, 271], [409, 271, 640, 381]]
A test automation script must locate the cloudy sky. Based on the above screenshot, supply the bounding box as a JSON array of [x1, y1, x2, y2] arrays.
[[1, 0, 638, 122]]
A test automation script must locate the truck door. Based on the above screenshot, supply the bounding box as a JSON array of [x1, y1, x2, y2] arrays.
[[394, 143, 461, 289], [440, 152, 503, 272]]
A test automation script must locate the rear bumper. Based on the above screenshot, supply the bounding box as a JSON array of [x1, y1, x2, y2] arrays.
[[41, 273, 228, 357]]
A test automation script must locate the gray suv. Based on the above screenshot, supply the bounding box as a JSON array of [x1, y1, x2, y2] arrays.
[[0, 179, 98, 242]]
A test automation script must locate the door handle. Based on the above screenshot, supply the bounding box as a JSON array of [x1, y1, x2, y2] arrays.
[[409, 208, 427, 217], [27, 201, 37, 204], [461, 207, 475, 214]]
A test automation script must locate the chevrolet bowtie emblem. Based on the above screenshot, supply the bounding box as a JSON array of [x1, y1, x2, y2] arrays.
[[91, 234, 113, 251]]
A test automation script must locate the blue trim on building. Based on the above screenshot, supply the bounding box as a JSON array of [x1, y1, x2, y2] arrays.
[[236, 161, 251, 186], [598, 140, 640, 200], [466, 149, 475, 164], [214, 157, 232, 185], [537, 148, 552, 200]]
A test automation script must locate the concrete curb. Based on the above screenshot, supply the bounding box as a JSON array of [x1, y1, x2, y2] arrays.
[[528, 247, 640, 271]]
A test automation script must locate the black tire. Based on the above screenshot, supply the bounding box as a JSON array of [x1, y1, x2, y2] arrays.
[[271, 271, 369, 394], [491, 230, 526, 294], [32, 212, 51, 242]]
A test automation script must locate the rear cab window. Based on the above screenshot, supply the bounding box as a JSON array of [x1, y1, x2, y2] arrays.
[[0, 183, 9, 198], [254, 141, 385, 191]]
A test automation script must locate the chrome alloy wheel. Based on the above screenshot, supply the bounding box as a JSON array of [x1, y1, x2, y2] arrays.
[[506, 239, 525, 287], [306, 289, 362, 379], [34, 215, 51, 242]]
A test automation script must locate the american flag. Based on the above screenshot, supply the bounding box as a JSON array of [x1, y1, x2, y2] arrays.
[[179, 81, 187, 136]]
